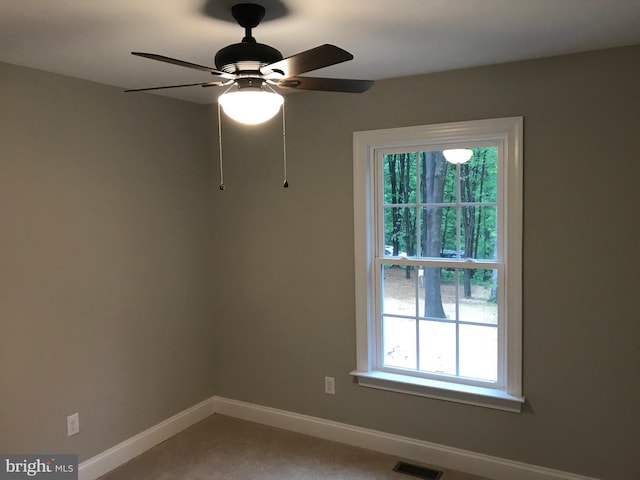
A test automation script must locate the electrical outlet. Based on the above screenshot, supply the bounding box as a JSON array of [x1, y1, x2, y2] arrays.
[[67, 413, 80, 437], [324, 376, 335, 395]]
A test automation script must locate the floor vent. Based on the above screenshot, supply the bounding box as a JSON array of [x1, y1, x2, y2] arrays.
[[392, 461, 443, 479]]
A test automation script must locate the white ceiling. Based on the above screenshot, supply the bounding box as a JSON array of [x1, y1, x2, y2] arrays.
[[1, 0, 639, 104]]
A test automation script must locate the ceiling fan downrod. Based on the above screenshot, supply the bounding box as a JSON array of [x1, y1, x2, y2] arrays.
[[232, 3, 265, 43]]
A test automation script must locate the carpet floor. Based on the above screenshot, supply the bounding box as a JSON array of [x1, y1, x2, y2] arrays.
[[98, 414, 491, 480]]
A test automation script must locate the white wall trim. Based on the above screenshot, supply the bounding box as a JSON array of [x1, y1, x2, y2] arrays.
[[79, 395, 599, 480], [352, 117, 524, 408], [78, 395, 217, 480], [213, 397, 597, 480]]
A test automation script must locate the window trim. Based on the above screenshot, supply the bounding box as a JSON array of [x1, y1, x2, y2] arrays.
[[352, 117, 524, 412]]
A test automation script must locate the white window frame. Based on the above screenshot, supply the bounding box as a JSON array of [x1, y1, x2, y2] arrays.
[[352, 117, 524, 412]]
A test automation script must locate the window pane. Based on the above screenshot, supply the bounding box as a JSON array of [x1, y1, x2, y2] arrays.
[[418, 151, 453, 204], [383, 316, 416, 369], [384, 207, 416, 257], [382, 265, 416, 316], [383, 153, 417, 205], [459, 147, 498, 203], [418, 267, 452, 319], [458, 269, 498, 325], [459, 324, 497, 382], [438, 205, 459, 258], [418, 320, 456, 375], [460, 206, 497, 260], [419, 206, 457, 257]]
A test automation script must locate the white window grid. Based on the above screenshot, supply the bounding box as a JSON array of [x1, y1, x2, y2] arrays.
[[352, 116, 524, 411], [372, 143, 506, 390]]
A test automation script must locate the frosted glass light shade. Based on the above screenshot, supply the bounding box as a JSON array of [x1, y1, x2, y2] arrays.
[[443, 148, 473, 164], [218, 89, 284, 125]]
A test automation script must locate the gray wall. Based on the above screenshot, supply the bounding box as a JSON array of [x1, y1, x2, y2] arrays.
[[1, 44, 638, 480], [211, 45, 640, 480], [0, 63, 217, 460]]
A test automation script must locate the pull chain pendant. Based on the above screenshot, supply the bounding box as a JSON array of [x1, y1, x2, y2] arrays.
[[282, 101, 288, 188], [217, 100, 225, 190]]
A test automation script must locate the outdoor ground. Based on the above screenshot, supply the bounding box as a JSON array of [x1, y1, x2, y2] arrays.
[[381, 267, 498, 381]]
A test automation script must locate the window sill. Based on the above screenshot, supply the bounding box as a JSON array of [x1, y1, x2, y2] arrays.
[[350, 370, 525, 413]]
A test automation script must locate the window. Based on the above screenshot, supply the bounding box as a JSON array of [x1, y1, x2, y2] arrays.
[[352, 117, 524, 412]]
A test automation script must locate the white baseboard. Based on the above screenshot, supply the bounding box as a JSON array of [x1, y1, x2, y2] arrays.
[[213, 397, 598, 480], [79, 395, 599, 480], [78, 396, 217, 480]]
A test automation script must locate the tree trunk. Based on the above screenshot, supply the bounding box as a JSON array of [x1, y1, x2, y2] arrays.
[[421, 151, 447, 318], [399, 154, 413, 279], [460, 163, 475, 299], [388, 155, 400, 255], [489, 241, 498, 302]]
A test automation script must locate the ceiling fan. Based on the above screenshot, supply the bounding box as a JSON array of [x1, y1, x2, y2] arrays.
[[128, 3, 373, 188], [125, 3, 374, 98]]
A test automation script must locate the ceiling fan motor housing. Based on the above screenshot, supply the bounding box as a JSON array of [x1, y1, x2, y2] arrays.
[[127, 2, 372, 95], [214, 41, 282, 75], [215, 3, 283, 76]]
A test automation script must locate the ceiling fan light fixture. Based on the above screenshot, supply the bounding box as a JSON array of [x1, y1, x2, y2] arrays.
[[443, 148, 474, 164], [218, 87, 284, 125]]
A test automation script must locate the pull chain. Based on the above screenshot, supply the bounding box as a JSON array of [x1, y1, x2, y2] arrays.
[[217, 100, 225, 190], [282, 101, 288, 188]]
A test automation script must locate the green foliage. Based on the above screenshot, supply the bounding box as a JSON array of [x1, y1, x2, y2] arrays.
[[383, 147, 498, 287]]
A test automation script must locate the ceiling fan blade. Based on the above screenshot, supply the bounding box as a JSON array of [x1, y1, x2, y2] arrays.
[[262, 44, 353, 77], [125, 81, 224, 92], [277, 76, 374, 93], [131, 52, 235, 79]]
